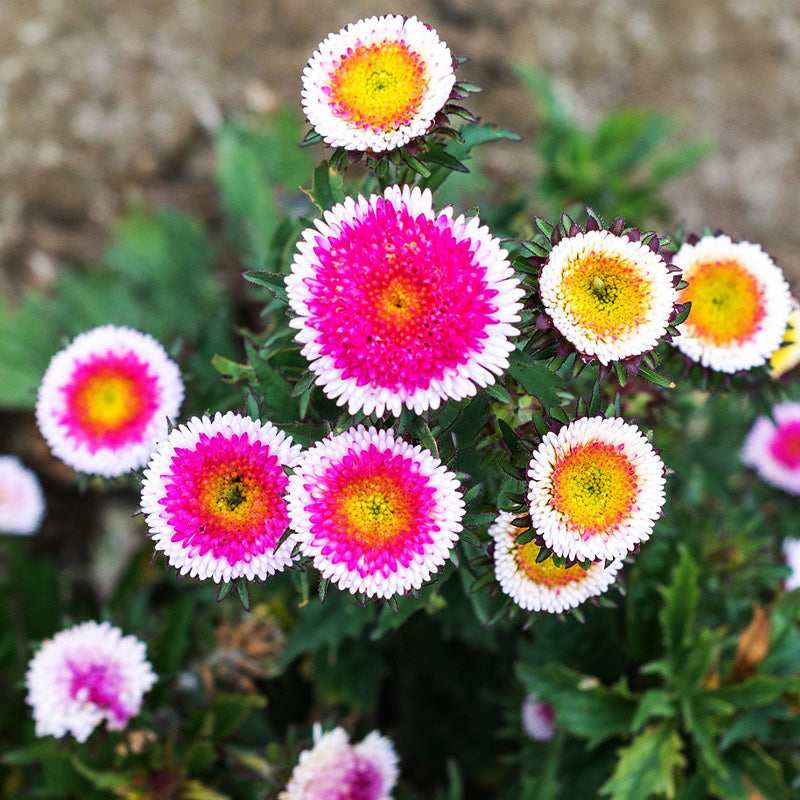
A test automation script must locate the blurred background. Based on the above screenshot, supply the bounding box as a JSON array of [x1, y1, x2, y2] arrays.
[[0, 0, 798, 300]]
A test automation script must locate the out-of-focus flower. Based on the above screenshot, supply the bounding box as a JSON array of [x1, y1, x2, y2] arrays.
[[741, 402, 800, 496], [286, 185, 523, 417], [490, 511, 622, 613], [538, 227, 680, 367], [141, 412, 303, 583], [35, 325, 184, 477], [287, 425, 463, 599], [782, 538, 800, 591], [673, 234, 791, 373], [302, 15, 455, 153], [521, 692, 556, 741], [527, 416, 666, 562], [769, 299, 800, 379], [25, 620, 156, 742], [0, 455, 45, 535], [281, 724, 399, 800]]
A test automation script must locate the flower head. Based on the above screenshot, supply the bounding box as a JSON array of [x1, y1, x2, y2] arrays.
[[741, 402, 800, 495], [521, 692, 556, 741], [25, 620, 156, 742], [769, 298, 800, 379], [141, 412, 303, 583], [302, 15, 455, 153], [0, 455, 45, 535], [673, 234, 791, 373], [287, 185, 523, 417], [281, 724, 399, 800], [537, 226, 680, 366], [36, 325, 184, 478], [490, 511, 622, 613], [782, 538, 800, 591], [527, 416, 666, 562], [287, 425, 463, 599]]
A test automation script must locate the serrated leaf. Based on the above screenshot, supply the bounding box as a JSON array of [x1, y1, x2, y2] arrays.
[[600, 725, 685, 800], [244, 270, 289, 303], [306, 161, 346, 211], [659, 544, 700, 655]]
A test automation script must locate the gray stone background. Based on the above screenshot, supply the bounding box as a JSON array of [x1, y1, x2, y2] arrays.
[[1, 0, 798, 297]]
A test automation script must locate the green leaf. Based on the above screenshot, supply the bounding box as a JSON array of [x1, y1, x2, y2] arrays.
[[211, 354, 255, 384], [244, 270, 289, 303], [600, 725, 685, 800], [659, 544, 700, 654], [306, 161, 346, 212], [630, 689, 677, 732]]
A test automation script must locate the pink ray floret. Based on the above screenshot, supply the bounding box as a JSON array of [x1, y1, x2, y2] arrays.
[[742, 401, 800, 495]]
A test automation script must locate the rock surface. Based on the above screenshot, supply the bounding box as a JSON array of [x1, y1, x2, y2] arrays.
[[0, 0, 798, 294]]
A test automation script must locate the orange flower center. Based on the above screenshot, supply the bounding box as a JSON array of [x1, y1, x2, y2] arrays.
[[74, 370, 144, 436], [514, 534, 591, 588]]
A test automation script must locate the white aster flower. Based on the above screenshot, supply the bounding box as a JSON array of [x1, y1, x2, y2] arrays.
[[141, 412, 303, 584], [286, 184, 523, 417], [490, 511, 623, 613], [35, 325, 184, 478], [673, 234, 791, 373], [769, 298, 800, 379], [25, 620, 156, 742], [782, 538, 800, 591], [0, 455, 45, 535], [302, 15, 455, 152], [281, 724, 399, 800], [287, 425, 463, 599], [539, 229, 679, 365], [527, 416, 666, 563], [741, 401, 800, 496]]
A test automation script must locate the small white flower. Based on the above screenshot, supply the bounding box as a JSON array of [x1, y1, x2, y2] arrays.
[[673, 234, 791, 373], [141, 412, 303, 583], [0, 455, 45, 535], [490, 511, 622, 613], [25, 621, 156, 742], [782, 538, 800, 591], [521, 692, 556, 741], [36, 325, 184, 477], [527, 417, 666, 563], [302, 15, 455, 152], [741, 401, 800, 496]]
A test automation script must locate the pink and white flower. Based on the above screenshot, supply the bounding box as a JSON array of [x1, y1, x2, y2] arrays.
[[287, 185, 523, 417], [25, 620, 156, 742], [0, 455, 45, 535], [281, 724, 399, 800], [521, 692, 556, 741], [302, 15, 455, 153], [782, 538, 800, 591], [141, 412, 303, 583], [36, 325, 184, 477], [287, 425, 463, 599], [741, 401, 800, 495]]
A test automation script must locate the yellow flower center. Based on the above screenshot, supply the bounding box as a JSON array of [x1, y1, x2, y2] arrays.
[[680, 258, 765, 345], [514, 534, 591, 587], [337, 477, 411, 544], [550, 442, 638, 535], [559, 250, 653, 339], [203, 474, 258, 524], [329, 40, 428, 132], [75, 371, 144, 435]]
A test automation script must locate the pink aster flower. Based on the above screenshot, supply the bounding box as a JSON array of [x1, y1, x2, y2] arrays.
[[489, 511, 622, 613], [674, 234, 792, 373], [140, 412, 303, 583], [522, 692, 556, 741], [527, 417, 666, 563], [302, 15, 455, 153], [36, 325, 184, 477], [25, 620, 156, 742], [741, 402, 800, 495], [286, 185, 524, 417], [287, 425, 464, 599], [0, 455, 45, 535], [281, 724, 399, 800]]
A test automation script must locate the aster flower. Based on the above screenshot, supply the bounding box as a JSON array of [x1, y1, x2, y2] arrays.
[[769, 298, 800, 379], [782, 538, 800, 591], [301, 15, 456, 153], [673, 234, 792, 373], [741, 402, 800, 495], [25, 620, 156, 743], [281, 724, 399, 800], [521, 692, 556, 741], [490, 511, 622, 613], [36, 325, 184, 478], [287, 425, 464, 599], [526, 416, 666, 563], [141, 412, 303, 583], [286, 185, 524, 417], [535, 220, 681, 368], [0, 455, 45, 535]]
